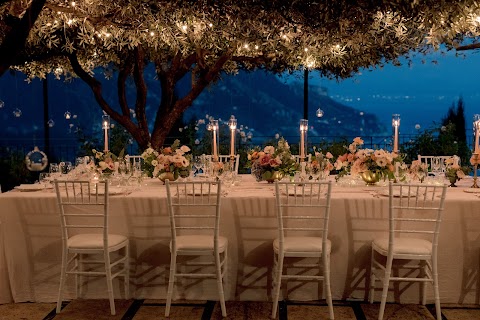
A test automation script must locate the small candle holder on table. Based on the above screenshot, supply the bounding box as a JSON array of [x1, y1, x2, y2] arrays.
[[472, 114, 480, 188], [228, 115, 237, 172]]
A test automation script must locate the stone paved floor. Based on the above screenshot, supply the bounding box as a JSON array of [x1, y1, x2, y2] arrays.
[[0, 300, 479, 320]]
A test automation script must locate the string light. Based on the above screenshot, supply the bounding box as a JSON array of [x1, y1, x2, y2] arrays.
[[150, 31, 155, 36], [182, 25, 187, 31], [208, 23, 213, 27], [71, 1, 75, 6]]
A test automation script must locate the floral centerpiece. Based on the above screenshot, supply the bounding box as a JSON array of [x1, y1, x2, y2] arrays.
[[88, 149, 122, 175], [334, 137, 402, 184], [306, 148, 334, 180], [247, 137, 299, 182], [141, 140, 191, 181], [409, 159, 429, 182], [445, 156, 470, 187]]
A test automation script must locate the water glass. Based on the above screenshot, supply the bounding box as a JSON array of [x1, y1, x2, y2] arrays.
[[39, 172, 51, 188]]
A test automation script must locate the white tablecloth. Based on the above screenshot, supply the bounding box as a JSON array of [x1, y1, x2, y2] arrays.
[[0, 176, 479, 305]]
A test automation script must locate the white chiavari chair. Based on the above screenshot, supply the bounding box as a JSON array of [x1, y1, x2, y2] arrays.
[[271, 181, 334, 319], [369, 182, 447, 320], [417, 155, 451, 176], [205, 154, 240, 174], [165, 180, 228, 317], [293, 154, 312, 164], [54, 180, 129, 315]]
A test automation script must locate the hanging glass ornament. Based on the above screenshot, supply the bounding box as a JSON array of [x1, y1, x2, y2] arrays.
[[13, 108, 22, 117], [64, 111, 72, 119], [0, 100, 4, 108], [47, 119, 55, 127], [316, 108, 324, 118]]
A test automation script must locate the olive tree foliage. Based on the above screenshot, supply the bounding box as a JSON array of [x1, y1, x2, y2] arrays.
[[3, 0, 480, 149]]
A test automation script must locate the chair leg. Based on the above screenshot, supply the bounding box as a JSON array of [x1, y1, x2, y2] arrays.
[[165, 250, 177, 317], [56, 248, 68, 313], [271, 251, 284, 319], [215, 250, 227, 317], [124, 243, 130, 299], [78, 253, 83, 299], [378, 255, 393, 320], [369, 248, 376, 304], [74, 254, 78, 299], [432, 257, 442, 320], [421, 260, 427, 305], [323, 253, 334, 320], [104, 251, 116, 316]]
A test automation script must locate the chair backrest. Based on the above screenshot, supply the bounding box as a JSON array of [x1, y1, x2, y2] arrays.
[[54, 180, 109, 246], [274, 181, 332, 251], [205, 154, 240, 174], [417, 155, 452, 173], [126, 155, 143, 170], [165, 180, 222, 251], [387, 182, 447, 254], [293, 154, 312, 163]]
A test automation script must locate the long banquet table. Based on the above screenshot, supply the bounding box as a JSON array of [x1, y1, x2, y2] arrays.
[[0, 175, 479, 305]]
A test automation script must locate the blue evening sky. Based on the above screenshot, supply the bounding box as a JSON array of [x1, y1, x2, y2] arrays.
[[297, 49, 480, 135]]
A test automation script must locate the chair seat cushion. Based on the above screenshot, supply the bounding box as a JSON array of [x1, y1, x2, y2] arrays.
[[372, 237, 432, 256], [273, 236, 331, 254], [172, 235, 228, 252], [67, 234, 128, 249]]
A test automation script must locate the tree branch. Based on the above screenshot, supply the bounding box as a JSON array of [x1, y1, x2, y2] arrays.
[[0, 0, 47, 76], [118, 52, 134, 117], [133, 46, 149, 137], [456, 43, 480, 51]]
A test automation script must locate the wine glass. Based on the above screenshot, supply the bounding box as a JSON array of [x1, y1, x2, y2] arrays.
[[39, 172, 51, 188]]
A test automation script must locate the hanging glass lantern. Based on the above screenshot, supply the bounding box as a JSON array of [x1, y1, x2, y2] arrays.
[[12, 108, 22, 117], [64, 111, 72, 119], [0, 100, 4, 108], [47, 119, 55, 127], [316, 108, 324, 118]]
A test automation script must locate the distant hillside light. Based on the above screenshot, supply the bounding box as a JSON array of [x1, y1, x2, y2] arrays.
[[316, 108, 324, 118]]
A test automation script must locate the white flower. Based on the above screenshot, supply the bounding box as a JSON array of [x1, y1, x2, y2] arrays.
[[180, 145, 190, 153], [146, 148, 154, 155], [151, 160, 158, 166], [264, 146, 275, 154]]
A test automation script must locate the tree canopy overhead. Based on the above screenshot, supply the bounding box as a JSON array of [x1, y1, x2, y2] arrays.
[[2, 0, 480, 148]]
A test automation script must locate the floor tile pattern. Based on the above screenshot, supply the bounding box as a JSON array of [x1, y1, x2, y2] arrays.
[[1, 300, 479, 320]]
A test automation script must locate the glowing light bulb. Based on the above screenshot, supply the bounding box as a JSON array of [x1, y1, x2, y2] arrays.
[[208, 23, 213, 27], [71, 1, 75, 6], [304, 48, 308, 52], [67, 19, 73, 25], [254, 45, 259, 50], [244, 43, 249, 49]]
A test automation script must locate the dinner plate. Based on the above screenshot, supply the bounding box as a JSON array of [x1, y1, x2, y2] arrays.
[[15, 184, 50, 191], [377, 189, 418, 197], [463, 188, 480, 193], [90, 186, 126, 195]]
